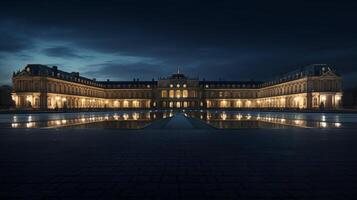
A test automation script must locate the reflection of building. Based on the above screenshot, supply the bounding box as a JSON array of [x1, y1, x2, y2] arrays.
[[12, 64, 342, 110]]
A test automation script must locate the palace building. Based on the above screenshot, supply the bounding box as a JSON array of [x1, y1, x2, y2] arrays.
[[12, 64, 342, 110]]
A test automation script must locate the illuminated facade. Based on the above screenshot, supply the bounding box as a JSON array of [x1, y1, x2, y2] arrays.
[[12, 64, 342, 110]]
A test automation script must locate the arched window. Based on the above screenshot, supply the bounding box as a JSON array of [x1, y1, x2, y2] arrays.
[[123, 100, 129, 108], [161, 90, 167, 97], [220, 100, 228, 108], [169, 90, 174, 98], [183, 90, 188, 98], [132, 100, 140, 108], [183, 101, 188, 107], [176, 90, 181, 98]]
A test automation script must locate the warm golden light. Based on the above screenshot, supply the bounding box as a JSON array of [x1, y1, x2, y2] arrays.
[[320, 122, 327, 128], [236, 114, 242, 120], [26, 122, 34, 128], [12, 64, 342, 110], [220, 100, 228, 108], [335, 122, 341, 128], [183, 90, 188, 98], [221, 112, 227, 120], [246, 114, 251, 120], [123, 100, 129, 108], [113, 114, 119, 120], [132, 112, 139, 120], [133, 100, 139, 108], [169, 90, 174, 98], [176, 90, 181, 98], [123, 113, 129, 120]]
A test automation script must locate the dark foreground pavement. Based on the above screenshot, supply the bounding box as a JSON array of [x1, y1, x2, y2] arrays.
[[1, 127, 357, 199]]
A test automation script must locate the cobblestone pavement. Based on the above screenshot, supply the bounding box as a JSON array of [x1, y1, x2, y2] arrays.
[[1, 127, 357, 199]]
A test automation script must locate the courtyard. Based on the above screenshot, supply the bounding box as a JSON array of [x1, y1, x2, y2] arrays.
[[0, 112, 357, 199]]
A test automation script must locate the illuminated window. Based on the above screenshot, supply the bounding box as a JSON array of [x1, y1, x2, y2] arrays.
[[169, 101, 173, 108], [123, 100, 129, 108], [35, 98, 40, 106], [314, 97, 318, 106], [320, 95, 326, 102], [221, 113, 227, 120], [169, 90, 174, 98], [235, 100, 241, 107], [183, 90, 188, 98], [220, 100, 228, 108], [161, 90, 167, 98], [176, 90, 181, 98], [246, 100, 251, 108], [176, 102, 181, 108], [132, 100, 140, 108], [47, 98, 52, 107], [183, 101, 188, 107], [206, 100, 211, 108]]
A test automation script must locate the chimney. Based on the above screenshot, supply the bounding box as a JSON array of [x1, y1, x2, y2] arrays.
[[107, 79, 110, 82], [52, 66, 58, 70]]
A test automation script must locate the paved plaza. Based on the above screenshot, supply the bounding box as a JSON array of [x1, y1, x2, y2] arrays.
[[0, 115, 357, 199]]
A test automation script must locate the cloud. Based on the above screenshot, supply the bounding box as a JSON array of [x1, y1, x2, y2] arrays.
[[42, 46, 87, 59], [0, 33, 32, 53], [0, 1, 357, 88], [83, 62, 170, 81]]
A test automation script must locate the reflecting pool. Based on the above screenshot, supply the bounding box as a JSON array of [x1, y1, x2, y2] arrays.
[[2, 111, 174, 129], [185, 110, 356, 129], [1, 110, 356, 129]]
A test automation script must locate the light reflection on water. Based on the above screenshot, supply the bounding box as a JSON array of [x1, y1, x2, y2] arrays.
[[186, 111, 347, 129], [1, 110, 354, 129], [4, 111, 174, 129]]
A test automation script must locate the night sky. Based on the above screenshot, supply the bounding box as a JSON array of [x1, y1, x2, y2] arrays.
[[0, 0, 357, 88]]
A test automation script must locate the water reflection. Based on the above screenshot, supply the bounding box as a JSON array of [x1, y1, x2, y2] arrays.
[[5, 111, 173, 129], [186, 111, 345, 129], [2, 110, 350, 129]]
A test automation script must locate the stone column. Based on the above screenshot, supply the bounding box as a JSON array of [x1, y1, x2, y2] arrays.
[[306, 93, 312, 109], [40, 92, 48, 110]]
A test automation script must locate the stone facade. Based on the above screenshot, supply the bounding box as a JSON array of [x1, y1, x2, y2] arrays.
[[12, 64, 342, 110]]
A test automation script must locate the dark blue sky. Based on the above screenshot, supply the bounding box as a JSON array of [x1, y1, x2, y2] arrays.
[[1, 0, 357, 88]]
